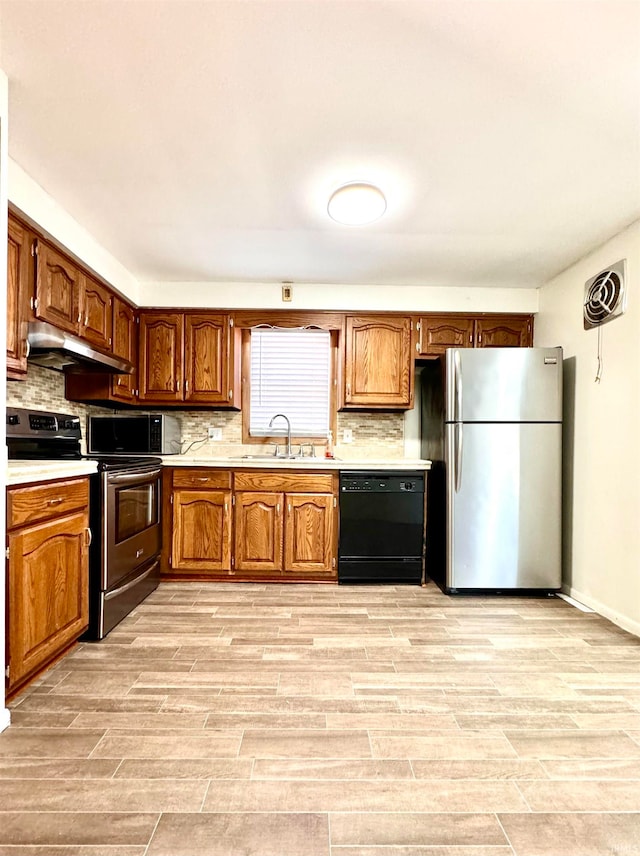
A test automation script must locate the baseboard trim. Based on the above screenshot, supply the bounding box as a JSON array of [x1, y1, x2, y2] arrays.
[[0, 707, 11, 733], [562, 584, 640, 638]]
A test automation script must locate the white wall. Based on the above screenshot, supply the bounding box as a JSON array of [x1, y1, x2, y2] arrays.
[[1, 68, 10, 732], [8, 160, 140, 303], [139, 280, 538, 312], [535, 220, 640, 636]]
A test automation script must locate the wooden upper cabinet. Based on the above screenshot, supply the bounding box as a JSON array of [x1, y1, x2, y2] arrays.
[[344, 315, 413, 408], [416, 315, 475, 357], [80, 274, 112, 351], [172, 488, 232, 573], [234, 491, 284, 573], [475, 315, 532, 348], [184, 313, 231, 404], [7, 216, 30, 378], [34, 240, 81, 335], [415, 313, 534, 356], [111, 298, 138, 404], [284, 492, 334, 576], [139, 312, 184, 402]]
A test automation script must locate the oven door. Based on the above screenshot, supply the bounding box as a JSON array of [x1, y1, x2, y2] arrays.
[[103, 466, 162, 590]]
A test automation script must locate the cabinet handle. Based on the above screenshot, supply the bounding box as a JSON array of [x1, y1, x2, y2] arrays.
[[276, 503, 281, 514], [228, 389, 233, 400], [224, 502, 228, 514], [86, 527, 92, 546], [47, 497, 64, 506], [346, 382, 351, 397], [196, 477, 208, 482], [185, 380, 189, 392], [30, 296, 39, 311], [176, 380, 180, 391], [77, 312, 82, 324], [287, 503, 292, 514], [84, 314, 89, 326]]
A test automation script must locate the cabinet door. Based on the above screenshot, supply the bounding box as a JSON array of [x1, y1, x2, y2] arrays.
[[6, 217, 30, 377], [344, 315, 413, 408], [284, 492, 335, 576], [417, 315, 475, 356], [475, 315, 533, 348], [138, 312, 184, 402], [234, 492, 283, 574], [80, 274, 112, 351], [184, 313, 230, 404], [111, 298, 138, 404], [172, 489, 232, 573], [7, 511, 89, 690], [34, 240, 81, 334]]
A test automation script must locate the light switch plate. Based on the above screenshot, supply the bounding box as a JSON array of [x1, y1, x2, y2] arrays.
[[342, 428, 353, 443], [208, 427, 222, 441]]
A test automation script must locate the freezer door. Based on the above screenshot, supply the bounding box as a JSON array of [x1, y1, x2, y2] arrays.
[[445, 422, 561, 590], [445, 347, 563, 423]]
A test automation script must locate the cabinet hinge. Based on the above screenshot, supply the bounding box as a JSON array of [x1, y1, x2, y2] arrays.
[[5, 547, 9, 560], [333, 497, 337, 508], [170, 494, 173, 504], [232, 495, 236, 506], [29, 296, 39, 311], [5, 664, 9, 680], [229, 317, 234, 328], [31, 240, 38, 257], [416, 320, 421, 331], [231, 555, 235, 568]]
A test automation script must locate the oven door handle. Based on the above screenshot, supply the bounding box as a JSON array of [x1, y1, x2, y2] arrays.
[[106, 467, 162, 485], [104, 559, 160, 601]]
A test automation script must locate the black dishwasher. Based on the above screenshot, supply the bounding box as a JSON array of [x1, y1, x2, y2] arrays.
[[338, 472, 425, 584]]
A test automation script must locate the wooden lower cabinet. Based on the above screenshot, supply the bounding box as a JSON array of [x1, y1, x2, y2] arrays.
[[172, 488, 232, 572], [164, 468, 338, 581], [234, 491, 284, 574], [284, 493, 334, 575], [6, 479, 90, 695], [233, 471, 337, 580]]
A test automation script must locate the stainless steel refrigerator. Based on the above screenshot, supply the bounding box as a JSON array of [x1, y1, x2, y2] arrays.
[[421, 347, 562, 593]]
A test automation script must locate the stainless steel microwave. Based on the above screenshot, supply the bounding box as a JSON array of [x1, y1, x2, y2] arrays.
[[88, 414, 181, 455]]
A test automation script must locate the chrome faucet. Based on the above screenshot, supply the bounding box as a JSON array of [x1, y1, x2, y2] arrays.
[[268, 413, 292, 457]]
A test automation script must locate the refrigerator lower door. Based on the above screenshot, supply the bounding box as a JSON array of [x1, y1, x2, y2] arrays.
[[445, 422, 561, 591]]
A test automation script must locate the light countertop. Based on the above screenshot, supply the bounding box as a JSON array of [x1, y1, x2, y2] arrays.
[[6, 460, 99, 487], [162, 456, 431, 471], [5, 456, 430, 488]]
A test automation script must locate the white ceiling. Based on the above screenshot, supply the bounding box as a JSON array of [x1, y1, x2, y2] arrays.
[[1, 0, 639, 289]]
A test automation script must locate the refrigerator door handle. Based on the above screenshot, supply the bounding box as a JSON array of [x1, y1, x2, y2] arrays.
[[455, 422, 463, 492], [454, 349, 462, 423]]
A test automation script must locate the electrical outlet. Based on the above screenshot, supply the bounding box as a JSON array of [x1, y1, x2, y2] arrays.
[[342, 428, 353, 443], [208, 427, 222, 441]]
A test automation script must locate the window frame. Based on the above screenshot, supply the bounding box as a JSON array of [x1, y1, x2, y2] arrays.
[[241, 326, 339, 446]]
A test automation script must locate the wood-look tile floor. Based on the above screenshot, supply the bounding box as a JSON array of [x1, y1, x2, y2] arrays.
[[3, 582, 640, 855]]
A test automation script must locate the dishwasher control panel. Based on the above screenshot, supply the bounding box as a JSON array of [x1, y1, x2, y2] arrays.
[[340, 472, 424, 493]]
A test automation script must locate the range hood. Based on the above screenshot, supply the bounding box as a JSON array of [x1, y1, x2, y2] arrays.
[[27, 321, 134, 374]]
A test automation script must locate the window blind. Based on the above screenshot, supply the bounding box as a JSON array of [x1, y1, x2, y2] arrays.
[[249, 328, 331, 438]]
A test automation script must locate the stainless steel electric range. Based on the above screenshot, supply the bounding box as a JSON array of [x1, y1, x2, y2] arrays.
[[7, 407, 162, 639]]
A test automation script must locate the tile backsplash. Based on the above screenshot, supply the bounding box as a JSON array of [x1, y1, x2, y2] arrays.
[[6, 365, 113, 453], [7, 367, 409, 459]]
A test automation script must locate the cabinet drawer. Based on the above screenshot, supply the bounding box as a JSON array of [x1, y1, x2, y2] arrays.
[[233, 471, 335, 493], [172, 469, 232, 489], [7, 478, 90, 529]]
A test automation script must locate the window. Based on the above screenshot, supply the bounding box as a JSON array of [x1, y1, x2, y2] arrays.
[[248, 327, 332, 438]]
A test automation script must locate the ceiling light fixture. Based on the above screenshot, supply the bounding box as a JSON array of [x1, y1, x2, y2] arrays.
[[327, 182, 387, 226]]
